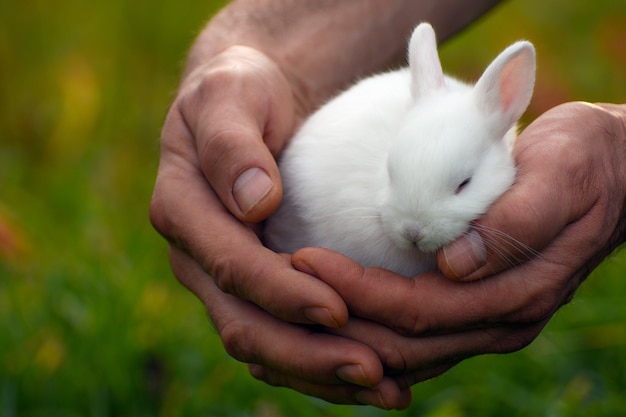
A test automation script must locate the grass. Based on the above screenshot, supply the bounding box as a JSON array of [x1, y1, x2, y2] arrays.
[[1, 0, 625, 416]]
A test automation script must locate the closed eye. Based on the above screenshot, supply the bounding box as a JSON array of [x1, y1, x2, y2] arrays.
[[455, 177, 471, 194]]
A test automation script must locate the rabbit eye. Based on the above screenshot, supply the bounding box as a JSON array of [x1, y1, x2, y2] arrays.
[[455, 177, 471, 194]]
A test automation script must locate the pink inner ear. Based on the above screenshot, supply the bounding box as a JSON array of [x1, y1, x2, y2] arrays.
[[473, 41, 534, 130], [497, 49, 534, 115], [499, 65, 517, 112]]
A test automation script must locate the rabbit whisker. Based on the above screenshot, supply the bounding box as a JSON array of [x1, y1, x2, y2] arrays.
[[472, 224, 543, 268]]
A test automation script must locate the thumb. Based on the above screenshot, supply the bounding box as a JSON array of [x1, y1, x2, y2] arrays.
[[435, 183, 558, 281], [206, 124, 285, 224], [436, 148, 558, 281], [177, 46, 298, 223], [166, 100, 286, 223]]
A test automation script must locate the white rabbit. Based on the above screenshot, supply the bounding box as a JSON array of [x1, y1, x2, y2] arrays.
[[264, 22, 536, 277]]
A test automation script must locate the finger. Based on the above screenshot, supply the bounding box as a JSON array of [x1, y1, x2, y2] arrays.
[[328, 317, 545, 383], [438, 103, 619, 281], [151, 109, 348, 327], [169, 247, 384, 388], [249, 365, 412, 410], [178, 46, 297, 223], [293, 246, 577, 335], [393, 363, 457, 390]]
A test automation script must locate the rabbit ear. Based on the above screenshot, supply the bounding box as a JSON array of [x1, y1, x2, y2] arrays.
[[408, 23, 445, 99], [474, 41, 536, 132]]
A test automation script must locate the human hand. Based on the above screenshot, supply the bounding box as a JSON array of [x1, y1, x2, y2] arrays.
[[150, 45, 413, 408], [151, 45, 330, 322], [289, 101, 626, 388]]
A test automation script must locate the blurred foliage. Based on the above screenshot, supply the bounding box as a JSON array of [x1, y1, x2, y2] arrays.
[[0, 0, 625, 416]]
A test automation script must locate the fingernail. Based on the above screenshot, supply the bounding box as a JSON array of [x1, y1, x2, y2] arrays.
[[303, 307, 340, 328], [292, 259, 317, 277], [336, 364, 370, 387], [441, 229, 487, 280], [233, 168, 274, 215], [355, 389, 388, 409], [247, 363, 265, 380]]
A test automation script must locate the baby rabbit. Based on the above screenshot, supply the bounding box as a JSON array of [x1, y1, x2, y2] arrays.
[[264, 23, 536, 277]]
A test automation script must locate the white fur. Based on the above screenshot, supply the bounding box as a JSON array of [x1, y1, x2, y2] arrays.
[[264, 23, 536, 277]]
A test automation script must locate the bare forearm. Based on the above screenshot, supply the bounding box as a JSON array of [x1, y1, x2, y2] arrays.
[[186, 0, 503, 111]]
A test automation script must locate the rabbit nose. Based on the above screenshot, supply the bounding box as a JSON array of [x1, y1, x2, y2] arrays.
[[402, 226, 422, 246]]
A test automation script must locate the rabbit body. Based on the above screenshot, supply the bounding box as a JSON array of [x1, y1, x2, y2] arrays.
[[264, 23, 536, 277]]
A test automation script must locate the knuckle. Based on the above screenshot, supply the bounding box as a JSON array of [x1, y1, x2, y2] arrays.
[[219, 319, 253, 362], [180, 63, 250, 117], [197, 129, 242, 181], [247, 364, 267, 382], [180, 66, 225, 106], [380, 345, 410, 374], [561, 147, 596, 193], [207, 253, 243, 298], [402, 311, 433, 336], [148, 181, 192, 253], [249, 367, 282, 387], [149, 187, 173, 240]]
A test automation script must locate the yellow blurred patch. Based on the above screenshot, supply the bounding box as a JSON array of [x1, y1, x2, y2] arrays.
[[563, 375, 593, 405], [34, 337, 65, 373], [137, 282, 170, 317], [49, 54, 101, 158]]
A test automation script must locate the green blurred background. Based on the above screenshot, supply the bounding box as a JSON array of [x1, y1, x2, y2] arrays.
[[1, 0, 625, 416]]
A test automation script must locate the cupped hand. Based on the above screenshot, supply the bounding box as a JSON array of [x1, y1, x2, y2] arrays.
[[150, 45, 412, 408], [439, 101, 626, 282], [151, 45, 344, 325], [292, 101, 626, 387], [169, 246, 413, 408]]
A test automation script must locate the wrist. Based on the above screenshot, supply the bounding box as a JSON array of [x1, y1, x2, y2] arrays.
[[180, 11, 320, 116], [182, 1, 505, 117]]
